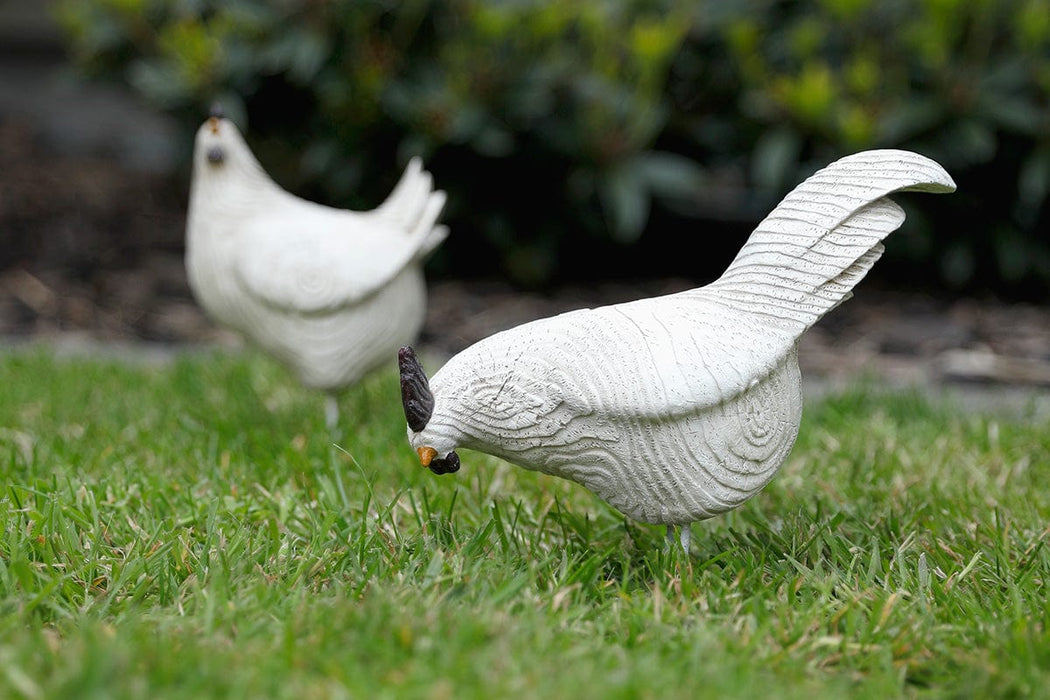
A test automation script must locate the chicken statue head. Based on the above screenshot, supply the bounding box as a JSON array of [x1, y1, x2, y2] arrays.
[[399, 346, 460, 475], [186, 105, 449, 431], [192, 103, 253, 176], [399, 150, 955, 551]]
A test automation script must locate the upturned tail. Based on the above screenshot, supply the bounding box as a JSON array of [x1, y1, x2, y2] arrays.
[[374, 157, 448, 259], [708, 149, 955, 336]]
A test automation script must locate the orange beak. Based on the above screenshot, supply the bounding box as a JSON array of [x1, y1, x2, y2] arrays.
[[417, 446, 437, 467], [208, 116, 220, 134]]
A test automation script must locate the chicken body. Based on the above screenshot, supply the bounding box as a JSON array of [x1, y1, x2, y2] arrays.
[[401, 150, 954, 544], [415, 297, 804, 526], [187, 115, 447, 427]]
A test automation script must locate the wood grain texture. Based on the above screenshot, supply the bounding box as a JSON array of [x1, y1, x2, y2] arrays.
[[407, 150, 955, 526], [185, 117, 448, 395]]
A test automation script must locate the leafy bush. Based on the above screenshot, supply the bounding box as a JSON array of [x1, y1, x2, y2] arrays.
[[677, 0, 1050, 297], [57, 0, 1050, 296]]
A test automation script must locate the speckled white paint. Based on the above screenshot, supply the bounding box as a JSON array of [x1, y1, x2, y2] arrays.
[[407, 150, 955, 529], [186, 117, 447, 424]]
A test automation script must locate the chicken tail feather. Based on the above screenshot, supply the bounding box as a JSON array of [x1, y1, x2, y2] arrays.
[[375, 157, 448, 252], [708, 149, 954, 335]]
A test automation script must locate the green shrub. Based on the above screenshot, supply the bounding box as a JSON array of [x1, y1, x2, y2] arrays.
[[56, 0, 1050, 295], [680, 0, 1050, 297]]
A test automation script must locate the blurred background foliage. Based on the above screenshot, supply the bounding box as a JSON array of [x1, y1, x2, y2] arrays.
[[56, 0, 1050, 297]]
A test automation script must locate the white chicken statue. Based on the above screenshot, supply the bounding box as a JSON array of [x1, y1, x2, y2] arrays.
[[398, 149, 955, 550], [186, 107, 448, 430]]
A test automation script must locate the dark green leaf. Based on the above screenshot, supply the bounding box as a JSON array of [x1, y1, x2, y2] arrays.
[[599, 164, 650, 244], [635, 151, 707, 201], [877, 99, 946, 143], [1018, 149, 1050, 209], [751, 128, 802, 193], [976, 95, 1045, 136]]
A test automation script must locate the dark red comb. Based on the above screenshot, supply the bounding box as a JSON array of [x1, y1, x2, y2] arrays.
[[398, 346, 434, 432]]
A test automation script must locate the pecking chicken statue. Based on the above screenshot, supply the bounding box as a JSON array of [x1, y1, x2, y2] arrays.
[[398, 149, 954, 550], [186, 107, 448, 430]]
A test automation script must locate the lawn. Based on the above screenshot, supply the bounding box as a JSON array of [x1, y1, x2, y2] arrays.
[[0, 347, 1048, 698]]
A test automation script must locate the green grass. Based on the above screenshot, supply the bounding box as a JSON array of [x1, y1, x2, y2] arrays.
[[0, 347, 1048, 699]]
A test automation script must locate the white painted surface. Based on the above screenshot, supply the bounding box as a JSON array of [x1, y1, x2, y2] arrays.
[[408, 150, 955, 527], [186, 117, 447, 409]]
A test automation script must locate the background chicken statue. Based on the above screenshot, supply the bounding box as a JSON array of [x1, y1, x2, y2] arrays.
[[187, 107, 448, 430], [399, 149, 955, 550]]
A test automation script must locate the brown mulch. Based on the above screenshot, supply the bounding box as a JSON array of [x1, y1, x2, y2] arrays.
[[1, 113, 1048, 393], [4, 254, 1050, 393], [423, 278, 1050, 389]]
